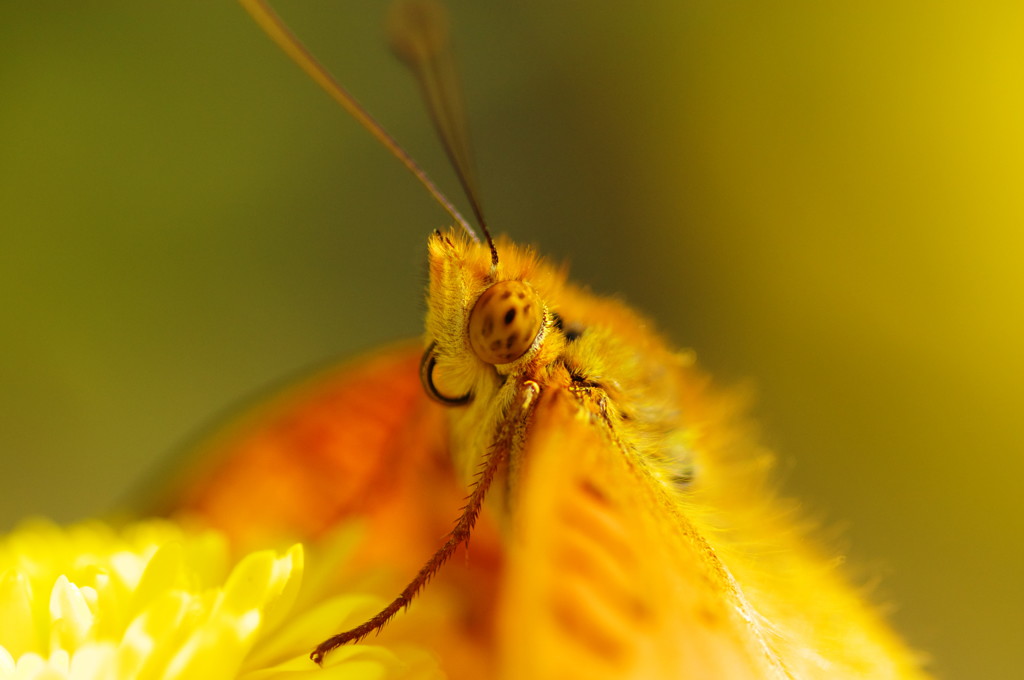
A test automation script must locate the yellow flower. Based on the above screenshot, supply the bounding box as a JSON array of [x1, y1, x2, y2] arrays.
[[0, 518, 442, 680]]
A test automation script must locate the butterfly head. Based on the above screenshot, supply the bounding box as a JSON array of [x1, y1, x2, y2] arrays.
[[422, 229, 570, 405]]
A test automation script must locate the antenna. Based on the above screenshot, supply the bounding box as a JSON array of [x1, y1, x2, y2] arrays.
[[236, 0, 499, 266], [388, 0, 498, 267]]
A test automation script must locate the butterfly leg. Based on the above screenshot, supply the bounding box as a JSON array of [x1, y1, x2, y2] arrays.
[[310, 381, 540, 665]]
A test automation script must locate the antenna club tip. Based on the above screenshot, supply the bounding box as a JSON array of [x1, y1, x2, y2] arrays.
[[388, 0, 450, 64]]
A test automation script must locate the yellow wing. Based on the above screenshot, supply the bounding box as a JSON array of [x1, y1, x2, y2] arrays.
[[498, 382, 931, 679], [499, 387, 788, 680]]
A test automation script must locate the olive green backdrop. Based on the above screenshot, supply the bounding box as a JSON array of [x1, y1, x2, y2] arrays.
[[1, 2, 1020, 678]]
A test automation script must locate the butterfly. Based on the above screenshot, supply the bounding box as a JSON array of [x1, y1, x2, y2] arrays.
[[156, 1, 930, 678]]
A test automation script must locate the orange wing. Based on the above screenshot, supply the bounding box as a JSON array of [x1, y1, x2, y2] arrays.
[[157, 345, 438, 548], [499, 387, 789, 680], [153, 343, 503, 679]]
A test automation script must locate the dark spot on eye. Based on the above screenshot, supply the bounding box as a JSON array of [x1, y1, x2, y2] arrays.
[[482, 317, 493, 336], [517, 291, 526, 300], [490, 339, 501, 351], [523, 303, 531, 314], [501, 290, 512, 300], [550, 312, 564, 331], [504, 308, 516, 325], [506, 333, 519, 349]]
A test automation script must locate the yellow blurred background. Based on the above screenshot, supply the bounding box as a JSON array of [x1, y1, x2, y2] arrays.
[[1, 2, 1020, 677]]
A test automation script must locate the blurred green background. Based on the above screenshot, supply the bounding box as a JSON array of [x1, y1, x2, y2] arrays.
[[1, 1, 1021, 677]]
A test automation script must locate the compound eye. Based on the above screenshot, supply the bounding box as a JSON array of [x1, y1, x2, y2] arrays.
[[468, 280, 542, 364]]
